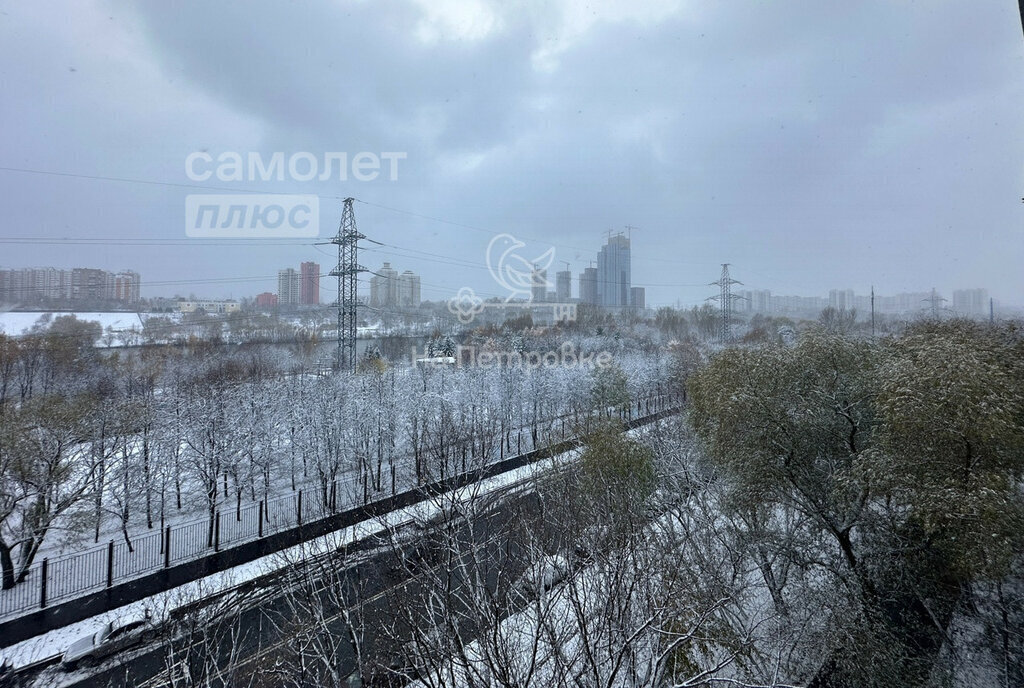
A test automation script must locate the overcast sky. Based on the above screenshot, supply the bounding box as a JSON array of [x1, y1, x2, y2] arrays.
[[1, 0, 1022, 308]]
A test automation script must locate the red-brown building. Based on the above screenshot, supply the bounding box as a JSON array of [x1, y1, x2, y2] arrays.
[[300, 261, 319, 305], [255, 292, 278, 309]]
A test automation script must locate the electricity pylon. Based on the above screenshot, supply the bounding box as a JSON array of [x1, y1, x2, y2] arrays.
[[922, 287, 947, 319], [329, 198, 365, 372], [707, 263, 744, 343]]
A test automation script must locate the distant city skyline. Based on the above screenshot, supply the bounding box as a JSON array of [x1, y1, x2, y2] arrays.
[[1, 3, 1020, 311], [0, 257, 1004, 317], [4, 219, 1014, 314], [0, 266, 140, 305], [737, 286, 998, 318]]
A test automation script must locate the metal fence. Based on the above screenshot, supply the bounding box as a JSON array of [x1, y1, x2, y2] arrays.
[[0, 482, 345, 621], [0, 390, 677, 623]]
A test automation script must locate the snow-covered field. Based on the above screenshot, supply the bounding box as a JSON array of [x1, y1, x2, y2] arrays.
[[0, 312, 156, 337], [0, 334, 675, 624], [0, 392, 668, 625], [0, 440, 577, 674]]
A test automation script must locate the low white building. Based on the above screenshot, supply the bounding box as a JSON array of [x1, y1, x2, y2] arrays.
[[176, 300, 241, 314]]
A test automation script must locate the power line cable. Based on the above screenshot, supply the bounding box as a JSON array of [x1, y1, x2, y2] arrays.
[[0, 165, 707, 268], [0, 165, 351, 199]]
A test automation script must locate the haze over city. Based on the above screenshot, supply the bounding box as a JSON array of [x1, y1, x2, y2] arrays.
[[4, 4, 1024, 687], [2, 0, 1022, 308]]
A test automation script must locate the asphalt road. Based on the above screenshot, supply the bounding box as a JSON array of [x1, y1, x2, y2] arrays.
[[26, 487, 548, 688]]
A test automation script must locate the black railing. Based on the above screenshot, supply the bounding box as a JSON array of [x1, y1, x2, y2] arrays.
[[0, 390, 680, 625]]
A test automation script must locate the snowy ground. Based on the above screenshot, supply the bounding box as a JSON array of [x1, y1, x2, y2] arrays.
[[0, 405, 597, 623], [1, 384, 673, 624], [0, 312, 157, 337], [0, 441, 580, 672], [407, 497, 785, 688]]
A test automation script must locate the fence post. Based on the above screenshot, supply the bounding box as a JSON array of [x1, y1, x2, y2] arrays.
[[297, 490, 303, 527], [107, 540, 115, 588], [258, 501, 264, 538], [164, 526, 171, 568], [214, 512, 221, 552], [39, 558, 48, 609]]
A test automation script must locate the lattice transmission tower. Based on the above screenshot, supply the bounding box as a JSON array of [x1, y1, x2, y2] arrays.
[[707, 263, 744, 343], [922, 287, 947, 318], [329, 198, 365, 372]]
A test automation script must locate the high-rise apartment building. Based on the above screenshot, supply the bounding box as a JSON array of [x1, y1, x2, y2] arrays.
[[370, 262, 400, 308], [877, 292, 931, 313], [300, 262, 320, 305], [278, 268, 299, 306], [579, 267, 598, 305], [1, 267, 64, 302], [771, 294, 827, 314], [597, 234, 630, 307], [531, 267, 547, 304], [555, 270, 571, 302], [71, 268, 109, 302], [829, 288, 855, 311], [0, 266, 141, 304], [399, 270, 421, 307], [952, 288, 988, 316], [630, 286, 646, 310], [738, 289, 773, 313], [111, 271, 141, 303]]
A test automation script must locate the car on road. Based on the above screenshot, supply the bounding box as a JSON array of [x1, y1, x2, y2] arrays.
[[61, 611, 158, 670]]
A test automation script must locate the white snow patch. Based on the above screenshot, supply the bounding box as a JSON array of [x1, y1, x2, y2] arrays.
[[0, 443, 579, 670]]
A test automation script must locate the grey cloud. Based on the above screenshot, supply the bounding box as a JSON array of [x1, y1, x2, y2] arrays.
[[1, 0, 1020, 307]]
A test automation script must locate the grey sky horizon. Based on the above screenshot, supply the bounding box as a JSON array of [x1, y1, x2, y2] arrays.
[[1, 1, 1022, 309]]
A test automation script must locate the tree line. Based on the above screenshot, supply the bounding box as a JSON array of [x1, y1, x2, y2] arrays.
[[687, 319, 1024, 685], [0, 317, 671, 594]]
